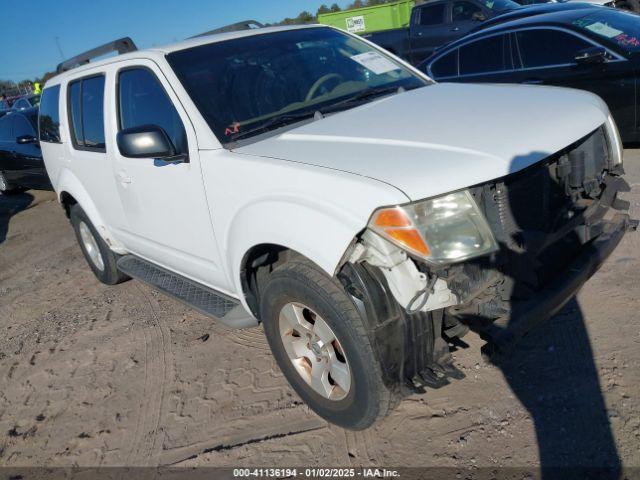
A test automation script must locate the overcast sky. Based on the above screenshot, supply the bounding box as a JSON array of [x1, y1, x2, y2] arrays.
[[0, 0, 351, 82]]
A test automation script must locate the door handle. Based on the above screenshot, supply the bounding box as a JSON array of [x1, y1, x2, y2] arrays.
[[523, 78, 543, 85], [116, 172, 132, 184], [451, 27, 460, 32]]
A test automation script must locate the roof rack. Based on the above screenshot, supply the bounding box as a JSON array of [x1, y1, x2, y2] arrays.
[[192, 20, 264, 38], [56, 37, 138, 74]]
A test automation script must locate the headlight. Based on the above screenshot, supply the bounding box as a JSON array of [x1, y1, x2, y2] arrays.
[[368, 190, 498, 265]]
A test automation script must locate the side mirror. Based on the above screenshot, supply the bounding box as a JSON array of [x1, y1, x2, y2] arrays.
[[116, 124, 187, 162], [16, 134, 38, 144], [575, 47, 608, 66]]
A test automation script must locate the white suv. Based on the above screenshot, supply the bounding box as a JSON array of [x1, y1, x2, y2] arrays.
[[39, 25, 634, 430]]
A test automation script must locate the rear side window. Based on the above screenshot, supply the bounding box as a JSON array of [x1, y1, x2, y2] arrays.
[[515, 29, 592, 68], [419, 4, 445, 26], [39, 85, 61, 143], [68, 75, 106, 151], [430, 50, 458, 78], [118, 68, 187, 155], [452, 1, 484, 22], [459, 34, 510, 75]]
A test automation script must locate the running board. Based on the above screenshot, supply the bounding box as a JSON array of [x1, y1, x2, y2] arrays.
[[117, 255, 257, 329]]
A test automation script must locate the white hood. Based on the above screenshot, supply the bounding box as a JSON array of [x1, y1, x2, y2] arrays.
[[234, 83, 610, 201]]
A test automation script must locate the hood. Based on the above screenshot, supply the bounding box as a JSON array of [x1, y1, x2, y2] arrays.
[[234, 83, 609, 201]]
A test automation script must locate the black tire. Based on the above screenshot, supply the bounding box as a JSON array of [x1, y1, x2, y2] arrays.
[[260, 257, 399, 430], [70, 204, 129, 285], [0, 171, 19, 195]]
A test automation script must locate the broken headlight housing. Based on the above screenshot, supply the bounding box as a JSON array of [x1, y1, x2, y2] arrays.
[[368, 189, 499, 265]]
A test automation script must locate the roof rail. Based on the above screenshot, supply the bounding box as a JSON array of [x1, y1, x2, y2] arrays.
[[56, 37, 138, 74], [192, 20, 264, 38]]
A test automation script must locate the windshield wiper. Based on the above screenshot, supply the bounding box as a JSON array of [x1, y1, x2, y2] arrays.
[[321, 85, 406, 114], [229, 111, 319, 142]]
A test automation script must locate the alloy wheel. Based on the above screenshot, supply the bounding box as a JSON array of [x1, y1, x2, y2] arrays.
[[278, 302, 351, 401]]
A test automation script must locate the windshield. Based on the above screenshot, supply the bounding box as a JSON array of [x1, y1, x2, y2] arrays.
[[167, 27, 428, 144], [478, 0, 520, 12], [573, 9, 640, 51]]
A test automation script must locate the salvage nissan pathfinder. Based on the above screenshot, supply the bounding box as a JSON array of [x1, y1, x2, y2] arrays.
[[38, 25, 635, 430]]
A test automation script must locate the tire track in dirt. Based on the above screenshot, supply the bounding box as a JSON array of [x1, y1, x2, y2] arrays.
[[124, 284, 174, 466]]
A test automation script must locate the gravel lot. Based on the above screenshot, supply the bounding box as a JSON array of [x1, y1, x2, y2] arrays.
[[0, 150, 639, 475]]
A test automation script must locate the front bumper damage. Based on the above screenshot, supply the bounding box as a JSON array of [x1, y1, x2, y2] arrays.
[[340, 126, 637, 392]]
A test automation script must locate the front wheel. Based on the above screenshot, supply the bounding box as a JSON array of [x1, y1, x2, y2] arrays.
[[260, 258, 399, 430], [0, 171, 19, 194]]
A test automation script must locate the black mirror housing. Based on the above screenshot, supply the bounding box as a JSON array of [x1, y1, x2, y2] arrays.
[[117, 124, 185, 161], [16, 134, 38, 144], [575, 47, 608, 65]]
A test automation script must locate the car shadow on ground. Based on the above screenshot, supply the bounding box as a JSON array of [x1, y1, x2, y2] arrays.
[[494, 298, 619, 479], [479, 151, 621, 479], [0, 191, 34, 245]]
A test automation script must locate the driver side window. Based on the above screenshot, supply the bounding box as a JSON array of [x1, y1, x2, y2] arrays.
[[452, 1, 485, 22], [118, 68, 188, 155]]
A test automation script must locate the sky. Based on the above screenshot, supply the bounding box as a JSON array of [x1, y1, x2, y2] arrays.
[[0, 0, 351, 82]]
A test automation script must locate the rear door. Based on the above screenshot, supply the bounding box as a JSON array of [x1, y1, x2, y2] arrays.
[[510, 27, 636, 142], [409, 2, 451, 64], [109, 60, 227, 289]]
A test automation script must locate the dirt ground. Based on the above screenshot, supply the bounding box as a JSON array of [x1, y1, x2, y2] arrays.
[[0, 150, 639, 476]]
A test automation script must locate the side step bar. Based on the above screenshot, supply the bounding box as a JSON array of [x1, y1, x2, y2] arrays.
[[117, 255, 257, 329]]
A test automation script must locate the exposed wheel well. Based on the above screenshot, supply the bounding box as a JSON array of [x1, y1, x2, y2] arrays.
[[60, 191, 78, 218], [241, 244, 304, 319]]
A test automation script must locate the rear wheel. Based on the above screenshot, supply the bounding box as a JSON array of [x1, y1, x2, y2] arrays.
[[70, 204, 129, 285], [260, 257, 398, 430]]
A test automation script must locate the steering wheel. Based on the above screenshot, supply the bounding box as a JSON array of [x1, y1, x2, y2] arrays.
[[305, 74, 344, 102]]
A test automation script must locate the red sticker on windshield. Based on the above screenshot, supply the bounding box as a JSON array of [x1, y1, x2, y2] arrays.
[[225, 122, 241, 136]]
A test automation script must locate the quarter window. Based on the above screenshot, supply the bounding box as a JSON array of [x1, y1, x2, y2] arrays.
[[419, 4, 445, 26], [459, 34, 510, 75], [68, 75, 106, 151], [430, 50, 459, 78], [515, 29, 592, 68], [39, 85, 61, 143], [118, 68, 187, 155]]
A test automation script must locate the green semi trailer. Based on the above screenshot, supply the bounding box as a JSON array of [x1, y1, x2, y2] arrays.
[[317, 0, 415, 35]]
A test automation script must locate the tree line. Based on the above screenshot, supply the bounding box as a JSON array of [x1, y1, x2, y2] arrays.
[[275, 0, 397, 25]]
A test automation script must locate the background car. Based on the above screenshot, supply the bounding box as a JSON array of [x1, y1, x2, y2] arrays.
[[11, 94, 41, 111], [0, 107, 49, 193], [421, 5, 640, 143]]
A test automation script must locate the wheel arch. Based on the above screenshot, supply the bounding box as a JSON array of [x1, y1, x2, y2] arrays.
[[56, 169, 127, 253]]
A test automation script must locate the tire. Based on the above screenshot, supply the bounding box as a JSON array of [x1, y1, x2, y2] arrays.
[[260, 257, 399, 430], [70, 204, 129, 285], [0, 171, 19, 195]]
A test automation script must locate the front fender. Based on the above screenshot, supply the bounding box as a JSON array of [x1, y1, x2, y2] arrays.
[[227, 194, 364, 294]]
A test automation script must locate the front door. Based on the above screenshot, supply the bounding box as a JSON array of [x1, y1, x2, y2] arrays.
[[409, 2, 452, 64], [110, 61, 228, 290], [11, 114, 48, 189], [510, 28, 637, 143]]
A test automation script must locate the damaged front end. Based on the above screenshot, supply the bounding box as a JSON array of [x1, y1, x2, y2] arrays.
[[339, 124, 637, 394]]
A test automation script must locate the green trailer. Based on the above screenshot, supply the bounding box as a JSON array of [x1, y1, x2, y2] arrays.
[[317, 0, 415, 35]]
